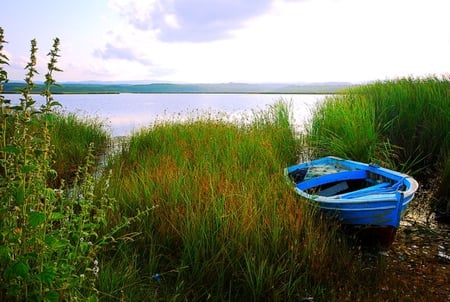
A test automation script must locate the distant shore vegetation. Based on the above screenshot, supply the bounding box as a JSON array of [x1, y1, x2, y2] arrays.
[[2, 81, 352, 94]]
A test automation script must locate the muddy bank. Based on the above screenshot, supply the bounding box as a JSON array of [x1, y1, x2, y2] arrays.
[[375, 185, 450, 300]]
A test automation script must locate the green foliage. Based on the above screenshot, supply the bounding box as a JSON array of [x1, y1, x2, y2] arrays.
[[0, 28, 8, 85], [0, 28, 135, 301], [350, 77, 449, 171]]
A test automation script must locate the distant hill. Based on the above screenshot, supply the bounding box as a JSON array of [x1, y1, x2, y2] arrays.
[[2, 81, 354, 94]]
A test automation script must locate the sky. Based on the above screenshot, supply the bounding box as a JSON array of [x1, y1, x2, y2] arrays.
[[1, 0, 449, 84]]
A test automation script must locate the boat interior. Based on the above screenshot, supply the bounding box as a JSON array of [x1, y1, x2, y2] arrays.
[[288, 168, 404, 198]]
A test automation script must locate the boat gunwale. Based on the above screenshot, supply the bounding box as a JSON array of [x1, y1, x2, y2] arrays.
[[285, 156, 419, 203], [292, 187, 415, 206]]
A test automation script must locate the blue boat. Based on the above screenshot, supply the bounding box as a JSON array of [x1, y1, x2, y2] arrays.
[[285, 156, 419, 246]]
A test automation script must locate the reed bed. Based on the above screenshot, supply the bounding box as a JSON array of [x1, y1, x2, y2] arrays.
[[308, 76, 449, 172], [351, 76, 449, 170], [306, 76, 450, 212], [97, 102, 370, 301]]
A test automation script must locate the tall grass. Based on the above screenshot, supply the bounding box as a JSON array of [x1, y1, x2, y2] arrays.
[[306, 94, 381, 164], [98, 102, 366, 300], [306, 76, 450, 212], [47, 112, 109, 186], [351, 76, 449, 171]]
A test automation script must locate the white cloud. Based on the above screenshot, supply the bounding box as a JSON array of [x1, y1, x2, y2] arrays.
[[164, 13, 181, 29], [108, 0, 274, 42], [108, 0, 158, 31], [38, 0, 450, 83], [81, 0, 446, 82], [4, 0, 447, 83]]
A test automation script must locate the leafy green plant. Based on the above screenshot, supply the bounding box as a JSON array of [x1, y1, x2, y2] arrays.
[[0, 27, 10, 174], [0, 28, 141, 301]]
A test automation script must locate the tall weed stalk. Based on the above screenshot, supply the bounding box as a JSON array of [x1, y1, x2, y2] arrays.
[[0, 29, 138, 301]]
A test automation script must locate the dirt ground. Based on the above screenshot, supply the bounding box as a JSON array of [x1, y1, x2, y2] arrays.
[[377, 187, 450, 301]]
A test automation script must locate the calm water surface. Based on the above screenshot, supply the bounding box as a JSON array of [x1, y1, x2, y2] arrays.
[[4, 93, 326, 136]]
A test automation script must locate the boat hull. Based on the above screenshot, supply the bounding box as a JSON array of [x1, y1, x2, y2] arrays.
[[285, 156, 419, 235], [315, 191, 413, 227]]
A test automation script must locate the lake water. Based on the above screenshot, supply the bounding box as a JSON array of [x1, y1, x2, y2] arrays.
[[3, 93, 327, 137]]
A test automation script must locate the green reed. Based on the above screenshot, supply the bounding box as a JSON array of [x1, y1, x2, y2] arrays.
[[306, 93, 382, 164], [306, 75, 450, 213], [309, 76, 449, 172], [99, 102, 368, 301], [351, 76, 449, 170], [46, 112, 109, 186]]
